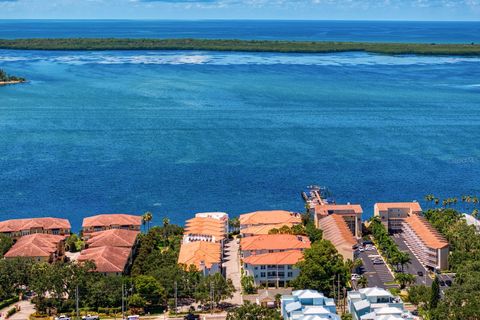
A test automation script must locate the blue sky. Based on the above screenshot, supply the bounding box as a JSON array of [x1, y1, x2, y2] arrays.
[[0, 0, 479, 20]]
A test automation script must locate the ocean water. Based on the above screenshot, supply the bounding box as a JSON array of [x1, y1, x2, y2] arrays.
[[1, 20, 480, 43], [1, 21, 480, 230]]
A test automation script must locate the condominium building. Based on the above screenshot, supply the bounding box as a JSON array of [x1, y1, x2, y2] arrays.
[[4, 233, 67, 262], [243, 250, 303, 287], [347, 287, 413, 320], [240, 234, 310, 258], [82, 214, 142, 238], [402, 214, 449, 270], [463, 213, 480, 233], [78, 228, 140, 276], [177, 241, 222, 275], [183, 216, 227, 244], [0, 217, 71, 239], [239, 210, 301, 229], [78, 246, 133, 276], [315, 204, 363, 238], [374, 202, 422, 232], [281, 289, 339, 320], [318, 214, 358, 261], [241, 222, 296, 238]]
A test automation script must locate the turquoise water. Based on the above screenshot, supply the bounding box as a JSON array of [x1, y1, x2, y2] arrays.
[[1, 49, 480, 230]]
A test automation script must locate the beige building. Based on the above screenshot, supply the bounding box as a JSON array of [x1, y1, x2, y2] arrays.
[[239, 210, 301, 229], [318, 214, 358, 261], [315, 204, 363, 238], [374, 202, 422, 232], [4, 233, 67, 262], [402, 214, 449, 270], [82, 214, 142, 238]]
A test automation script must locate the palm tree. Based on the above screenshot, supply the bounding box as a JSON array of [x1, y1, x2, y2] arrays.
[[473, 208, 480, 219], [397, 252, 411, 272], [395, 273, 415, 289], [357, 276, 368, 289], [163, 217, 170, 227], [143, 211, 153, 232]]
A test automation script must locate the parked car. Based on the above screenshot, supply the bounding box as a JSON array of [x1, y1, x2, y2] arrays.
[[351, 273, 361, 280], [184, 314, 200, 320], [373, 259, 383, 265], [417, 271, 424, 277], [358, 247, 365, 252], [82, 315, 100, 320], [125, 315, 140, 320], [55, 316, 71, 320]]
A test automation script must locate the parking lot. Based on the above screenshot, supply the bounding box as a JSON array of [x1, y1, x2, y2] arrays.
[[357, 244, 396, 289], [392, 233, 432, 286]]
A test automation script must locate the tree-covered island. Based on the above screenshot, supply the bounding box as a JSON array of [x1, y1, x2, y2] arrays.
[[0, 38, 479, 56], [0, 69, 26, 86]]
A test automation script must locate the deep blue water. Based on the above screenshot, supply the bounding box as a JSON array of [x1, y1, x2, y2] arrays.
[[1, 20, 480, 43], [1, 21, 480, 230]]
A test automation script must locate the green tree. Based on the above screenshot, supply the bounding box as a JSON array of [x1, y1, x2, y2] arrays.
[[394, 272, 415, 289], [226, 301, 281, 320], [341, 313, 353, 320], [128, 293, 147, 308], [142, 211, 153, 232], [134, 275, 166, 305], [430, 276, 440, 309], [241, 274, 256, 294], [305, 222, 322, 243], [0, 234, 13, 257], [291, 240, 348, 297], [407, 285, 431, 308], [194, 273, 235, 307]]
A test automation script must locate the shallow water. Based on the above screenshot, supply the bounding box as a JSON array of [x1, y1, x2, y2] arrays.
[[1, 48, 479, 230]]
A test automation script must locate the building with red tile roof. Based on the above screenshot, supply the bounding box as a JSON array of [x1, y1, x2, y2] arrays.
[[318, 214, 358, 261], [314, 204, 363, 238], [78, 246, 132, 276], [402, 214, 449, 270], [184, 217, 226, 243], [86, 229, 139, 248], [4, 233, 67, 262], [239, 210, 301, 229], [0, 217, 71, 239], [82, 214, 142, 238], [241, 222, 296, 237], [178, 241, 222, 275], [374, 202, 423, 232], [240, 234, 310, 258], [243, 250, 303, 287]]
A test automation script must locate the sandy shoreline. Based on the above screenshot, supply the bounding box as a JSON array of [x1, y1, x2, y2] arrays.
[[0, 80, 25, 86]]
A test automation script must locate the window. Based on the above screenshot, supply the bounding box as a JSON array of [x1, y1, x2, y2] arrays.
[[287, 272, 293, 277], [287, 265, 292, 270], [260, 272, 266, 278], [278, 272, 285, 277], [254, 266, 258, 270], [261, 265, 266, 270]]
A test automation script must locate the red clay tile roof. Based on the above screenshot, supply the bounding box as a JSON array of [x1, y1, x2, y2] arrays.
[[86, 229, 139, 248], [184, 217, 226, 239], [375, 202, 422, 212], [78, 246, 131, 273], [243, 250, 304, 265], [0, 218, 71, 233], [241, 223, 295, 236], [240, 234, 310, 251], [4, 233, 66, 258], [315, 204, 363, 216], [82, 214, 142, 228], [318, 214, 357, 247], [239, 210, 301, 226], [404, 214, 449, 249], [178, 241, 221, 269]]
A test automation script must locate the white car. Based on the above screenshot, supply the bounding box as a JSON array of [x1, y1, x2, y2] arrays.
[[351, 273, 361, 280], [55, 316, 71, 320]]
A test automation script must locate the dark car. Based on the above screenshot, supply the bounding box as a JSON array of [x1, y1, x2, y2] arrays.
[[417, 271, 424, 277], [184, 314, 200, 320]]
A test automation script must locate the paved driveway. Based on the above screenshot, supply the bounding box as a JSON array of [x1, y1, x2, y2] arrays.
[[223, 239, 242, 305], [392, 233, 432, 286], [0, 299, 35, 320]]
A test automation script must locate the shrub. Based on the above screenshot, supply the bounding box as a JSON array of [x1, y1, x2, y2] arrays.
[[6, 307, 17, 318], [0, 296, 18, 310]]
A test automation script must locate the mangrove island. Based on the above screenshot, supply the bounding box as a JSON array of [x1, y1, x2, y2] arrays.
[[0, 69, 26, 86], [0, 38, 479, 56]]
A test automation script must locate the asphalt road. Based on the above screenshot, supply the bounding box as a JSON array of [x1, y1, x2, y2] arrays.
[[392, 233, 432, 286]]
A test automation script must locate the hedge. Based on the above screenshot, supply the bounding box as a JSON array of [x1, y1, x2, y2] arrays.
[[0, 296, 19, 310]]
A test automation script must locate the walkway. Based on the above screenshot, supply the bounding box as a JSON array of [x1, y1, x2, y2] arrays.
[[0, 299, 35, 320], [223, 238, 242, 305]]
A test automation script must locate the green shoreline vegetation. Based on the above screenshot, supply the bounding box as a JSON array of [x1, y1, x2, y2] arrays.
[[1, 38, 480, 56], [0, 68, 26, 85]]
